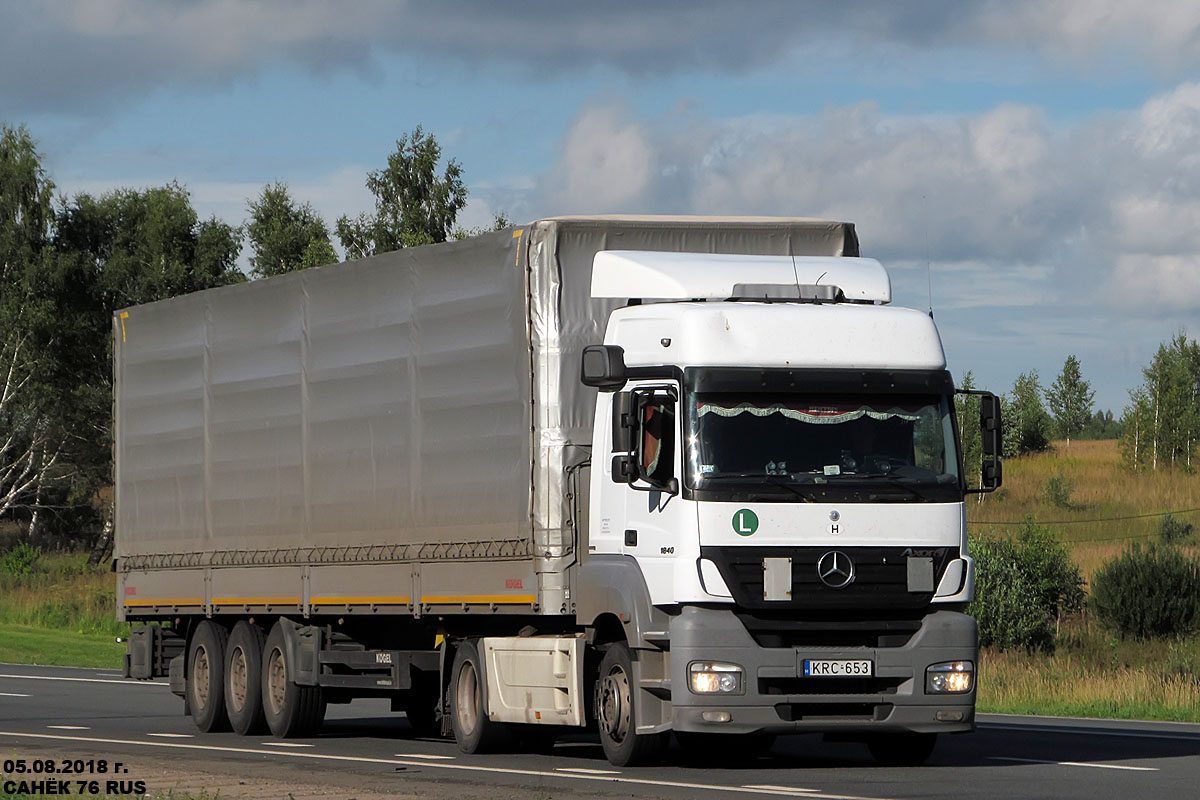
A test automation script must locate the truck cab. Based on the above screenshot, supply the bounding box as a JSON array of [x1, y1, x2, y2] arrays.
[[579, 251, 1001, 765]]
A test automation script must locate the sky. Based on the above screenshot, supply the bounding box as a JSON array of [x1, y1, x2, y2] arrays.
[[3, 1, 1200, 412]]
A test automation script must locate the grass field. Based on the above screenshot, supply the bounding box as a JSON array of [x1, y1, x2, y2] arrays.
[[969, 439, 1200, 720]]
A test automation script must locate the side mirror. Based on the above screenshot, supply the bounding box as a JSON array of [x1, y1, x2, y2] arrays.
[[957, 388, 1003, 494], [581, 344, 627, 391], [612, 391, 636, 454], [980, 394, 1002, 457]]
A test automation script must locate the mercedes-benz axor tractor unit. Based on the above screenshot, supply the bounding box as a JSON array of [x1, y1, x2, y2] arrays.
[[117, 215, 1001, 767]]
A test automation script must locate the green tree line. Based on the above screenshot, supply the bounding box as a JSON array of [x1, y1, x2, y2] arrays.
[[1, 122, 503, 538]]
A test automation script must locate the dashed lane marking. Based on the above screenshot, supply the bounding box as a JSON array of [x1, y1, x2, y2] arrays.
[[743, 786, 820, 794], [147, 733, 194, 738], [0, 674, 164, 687], [989, 756, 1158, 771], [0, 692, 31, 697], [261, 741, 314, 747], [555, 767, 621, 774], [0, 731, 895, 800], [46, 725, 89, 730], [393, 753, 456, 760]]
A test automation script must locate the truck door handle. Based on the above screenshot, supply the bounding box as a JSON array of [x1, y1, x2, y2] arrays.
[[624, 529, 637, 547]]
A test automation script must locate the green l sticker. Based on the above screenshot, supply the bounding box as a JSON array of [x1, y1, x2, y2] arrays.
[[732, 508, 759, 536]]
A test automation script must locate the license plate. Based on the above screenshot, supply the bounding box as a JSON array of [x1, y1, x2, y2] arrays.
[[803, 659, 873, 677]]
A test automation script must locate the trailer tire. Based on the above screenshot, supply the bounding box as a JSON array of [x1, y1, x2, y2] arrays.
[[867, 732, 938, 766], [262, 622, 326, 738], [224, 622, 268, 735], [595, 642, 668, 767], [449, 639, 506, 753], [188, 621, 231, 732]]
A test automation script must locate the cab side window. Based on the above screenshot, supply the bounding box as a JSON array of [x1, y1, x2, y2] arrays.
[[638, 397, 675, 489]]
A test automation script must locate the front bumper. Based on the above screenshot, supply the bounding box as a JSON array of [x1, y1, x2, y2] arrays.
[[669, 606, 977, 735]]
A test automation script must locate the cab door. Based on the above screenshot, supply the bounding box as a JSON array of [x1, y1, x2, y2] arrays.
[[614, 381, 687, 605]]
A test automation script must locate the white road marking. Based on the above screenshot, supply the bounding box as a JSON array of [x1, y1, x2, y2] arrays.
[[555, 767, 621, 774], [982, 722, 1200, 743], [394, 753, 456, 760], [0, 673, 163, 687], [46, 725, 89, 730], [0, 692, 31, 697], [989, 756, 1158, 771], [743, 786, 819, 794], [260, 741, 314, 747], [0, 731, 894, 800], [147, 733, 194, 738]]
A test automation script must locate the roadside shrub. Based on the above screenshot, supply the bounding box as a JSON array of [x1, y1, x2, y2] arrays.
[[0, 541, 40, 579], [968, 520, 1084, 652], [1042, 473, 1076, 509], [1091, 543, 1200, 640], [1158, 513, 1195, 544]]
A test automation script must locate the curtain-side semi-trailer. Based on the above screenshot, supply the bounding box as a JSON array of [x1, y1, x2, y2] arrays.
[[117, 215, 1001, 767]]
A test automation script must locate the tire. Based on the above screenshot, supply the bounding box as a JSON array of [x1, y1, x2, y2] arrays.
[[867, 733, 938, 766], [403, 670, 442, 737], [224, 621, 267, 735], [594, 642, 668, 767], [188, 621, 230, 732], [676, 731, 776, 761], [449, 639, 507, 753], [261, 622, 326, 738]]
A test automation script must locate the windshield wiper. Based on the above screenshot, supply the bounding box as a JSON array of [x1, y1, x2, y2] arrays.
[[830, 473, 934, 501], [700, 473, 816, 501]]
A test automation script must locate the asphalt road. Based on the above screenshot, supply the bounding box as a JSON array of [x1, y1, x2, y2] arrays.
[[2, 662, 1199, 800]]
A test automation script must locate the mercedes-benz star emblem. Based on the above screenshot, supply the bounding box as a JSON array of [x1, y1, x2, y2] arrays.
[[828, 510, 840, 522], [816, 550, 855, 589]]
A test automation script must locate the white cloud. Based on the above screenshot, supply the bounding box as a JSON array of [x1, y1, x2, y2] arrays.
[[525, 84, 1200, 316]]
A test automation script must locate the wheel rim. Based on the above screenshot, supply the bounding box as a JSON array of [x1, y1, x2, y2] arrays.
[[597, 664, 630, 745], [192, 644, 210, 709], [228, 645, 248, 712], [456, 661, 479, 736], [266, 646, 287, 716]]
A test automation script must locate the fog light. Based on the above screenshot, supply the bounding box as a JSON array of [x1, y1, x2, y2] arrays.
[[702, 711, 732, 722], [926, 661, 973, 694], [689, 661, 744, 694]]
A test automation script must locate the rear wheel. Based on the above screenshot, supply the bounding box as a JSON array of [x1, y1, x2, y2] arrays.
[[449, 639, 507, 753], [867, 732, 938, 766], [224, 621, 267, 735], [595, 642, 668, 767], [261, 622, 326, 738], [188, 621, 230, 732]]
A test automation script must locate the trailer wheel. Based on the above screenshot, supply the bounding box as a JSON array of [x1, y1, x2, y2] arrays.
[[866, 732, 938, 766], [449, 639, 506, 753], [188, 621, 230, 732], [595, 642, 667, 767], [262, 622, 326, 738], [224, 622, 267, 735]]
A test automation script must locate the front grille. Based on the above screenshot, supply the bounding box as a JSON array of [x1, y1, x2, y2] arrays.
[[775, 702, 894, 721], [759, 676, 907, 696], [702, 545, 952, 612], [734, 610, 924, 648]]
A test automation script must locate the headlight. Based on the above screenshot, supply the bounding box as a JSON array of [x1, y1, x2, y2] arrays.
[[926, 661, 973, 694], [689, 661, 744, 694]]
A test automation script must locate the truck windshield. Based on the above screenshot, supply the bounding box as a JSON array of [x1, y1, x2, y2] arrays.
[[686, 392, 961, 502]]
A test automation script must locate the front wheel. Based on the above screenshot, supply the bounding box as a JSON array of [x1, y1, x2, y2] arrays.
[[867, 732, 938, 766], [594, 642, 668, 767]]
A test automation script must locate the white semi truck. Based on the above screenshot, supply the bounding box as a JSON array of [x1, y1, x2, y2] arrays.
[[117, 216, 1001, 767]]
